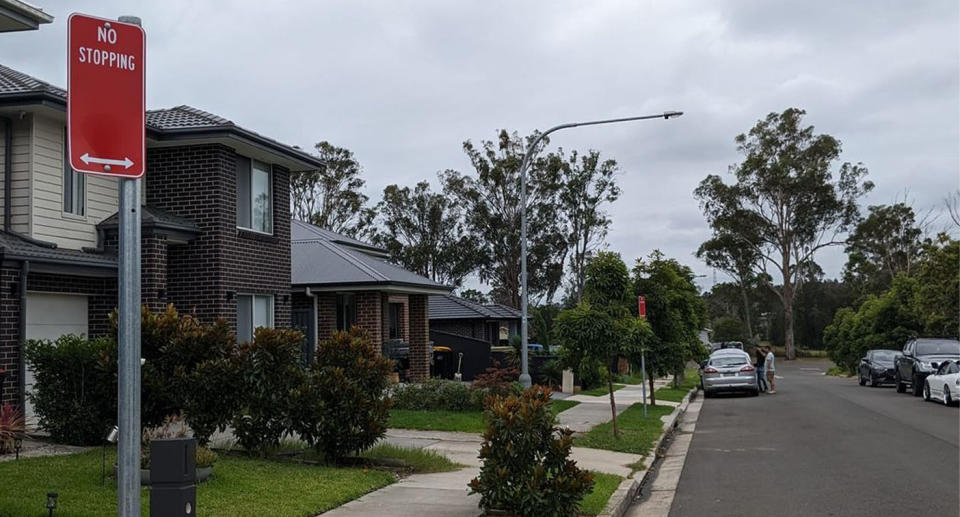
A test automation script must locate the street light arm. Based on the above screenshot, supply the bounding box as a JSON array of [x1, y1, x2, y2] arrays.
[[517, 110, 684, 388]]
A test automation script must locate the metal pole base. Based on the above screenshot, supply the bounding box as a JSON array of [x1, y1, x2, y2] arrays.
[[518, 373, 532, 389]]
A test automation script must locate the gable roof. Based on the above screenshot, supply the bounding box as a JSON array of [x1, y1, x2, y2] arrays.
[[291, 220, 450, 293], [0, 1, 53, 32], [0, 64, 323, 169], [428, 294, 521, 321]]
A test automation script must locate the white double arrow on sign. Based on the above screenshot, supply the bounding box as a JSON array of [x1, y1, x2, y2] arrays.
[[80, 152, 135, 169]]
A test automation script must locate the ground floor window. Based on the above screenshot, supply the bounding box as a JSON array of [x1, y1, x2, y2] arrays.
[[336, 293, 356, 331], [388, 302, 402, 339], [237, 294, 274, 342]]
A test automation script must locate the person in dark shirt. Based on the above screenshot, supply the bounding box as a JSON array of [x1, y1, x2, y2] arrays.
[[755, 347, 767, 392]]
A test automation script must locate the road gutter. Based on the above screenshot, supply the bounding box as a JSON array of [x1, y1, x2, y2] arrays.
[[597, 386, 698, 517]]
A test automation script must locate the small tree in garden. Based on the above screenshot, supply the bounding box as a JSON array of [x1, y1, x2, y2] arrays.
[[469, 387, 594, 517], [555, 303, 622, 435], [232, 328, 305, 455], [290, 329, 393, 461]]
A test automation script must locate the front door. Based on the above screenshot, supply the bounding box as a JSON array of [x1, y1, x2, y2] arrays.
[[292, 309, 316, 366]]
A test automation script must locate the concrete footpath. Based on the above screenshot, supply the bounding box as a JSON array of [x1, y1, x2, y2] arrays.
[[322, 380, 691, 517], [557, 379, 677, 432]]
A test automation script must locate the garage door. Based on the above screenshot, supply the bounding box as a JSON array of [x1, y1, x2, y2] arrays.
[[24, 293, 88, 427]]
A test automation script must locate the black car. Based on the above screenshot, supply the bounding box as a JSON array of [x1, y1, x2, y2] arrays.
[[895, 338, 960, 396], [858, 349, 898, 386]]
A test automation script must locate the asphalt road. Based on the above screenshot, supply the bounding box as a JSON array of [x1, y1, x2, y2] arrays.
[[670, 359, 960, 517]]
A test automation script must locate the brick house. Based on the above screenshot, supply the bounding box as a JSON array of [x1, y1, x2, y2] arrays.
[[429, 294, 521, 347], [290, 220, 452, 381], [0, 64, 322, 420]]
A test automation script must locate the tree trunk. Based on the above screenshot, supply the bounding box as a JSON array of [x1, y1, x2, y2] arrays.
[[607, 373, 619, 437], [647, 370, 657, 406], [783, 281, 796, 360], [739, 282, 753, 341]]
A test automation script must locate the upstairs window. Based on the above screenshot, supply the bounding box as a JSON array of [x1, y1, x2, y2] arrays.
[[62, 128, 86, 216], [237, 294, 274, 343], [237, 157, 272, 234]]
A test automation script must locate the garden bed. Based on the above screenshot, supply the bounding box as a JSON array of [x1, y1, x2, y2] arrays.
[[0, 449, 395, 517], [388, 399, 581, 433]]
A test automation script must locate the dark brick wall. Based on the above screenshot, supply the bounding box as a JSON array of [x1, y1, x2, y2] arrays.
[[356, 291, 382, 348], [145, 144, 291, 329], [0, 265, 116, 408], [141, 232, 168, 312]]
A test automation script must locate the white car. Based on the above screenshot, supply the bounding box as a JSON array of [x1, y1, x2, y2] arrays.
[[922, 360, 960, 406]]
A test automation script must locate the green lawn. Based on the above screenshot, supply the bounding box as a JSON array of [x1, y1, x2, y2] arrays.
[[389, 399, 580, 433], [654, 368, 700, 402], [359, 444, 462, 473], [550, 399, 580, 416], [388, 409, 486, 433], [580, 384, 626, 397], [0, 449, 394, 517], [580, 472, 623, 516], [575, 403, 675, 456]]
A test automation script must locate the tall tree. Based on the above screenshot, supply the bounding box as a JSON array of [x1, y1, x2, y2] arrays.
[[633, 251, 707, 395], [558, 150, 622, 304], [695, 108, 872, 359], [442, 130, 566, 308], [372, 181, 481, 288], [291, 141, 375, 238], [696, 230, 760, 340], [843, 203, 924, 296]]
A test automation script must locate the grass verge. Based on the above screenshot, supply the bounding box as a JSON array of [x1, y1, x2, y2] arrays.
[[580, 472, 624, 516], [550, 399, 580, 416], [359, 444, 462, 473], [0, 449, 394, 517], [580, 384, 626, 397], [825, 365, 851, 377], [655, 368, 700, 402], [389, 409, 485, 433], [575, 403, 674, 456]]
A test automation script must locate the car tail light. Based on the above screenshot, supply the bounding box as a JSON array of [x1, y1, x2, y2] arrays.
[[740, 365, 755, 373], [703, 366, 719, 374]]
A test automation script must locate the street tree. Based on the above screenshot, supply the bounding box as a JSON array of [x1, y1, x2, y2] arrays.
[[558, 150, 622, 304], [695, 108, 873, 359], [291, 141, 375, 238], [373, 181, 481, 288], [458, 289, 489, 304], [843, 203, 925, 297], [442, 130, 566, 308], [633, 251, 707, 395], [696, 230, 760, 340]]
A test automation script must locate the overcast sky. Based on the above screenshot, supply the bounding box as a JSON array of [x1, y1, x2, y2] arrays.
[[4, 0, 957, 292]]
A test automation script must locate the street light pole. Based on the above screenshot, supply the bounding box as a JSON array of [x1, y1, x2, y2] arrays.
[[518, 111, 684, 388]]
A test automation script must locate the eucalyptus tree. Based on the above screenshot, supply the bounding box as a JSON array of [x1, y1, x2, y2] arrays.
[[695, 108, 873, 359], [290, 141, 375, 238]]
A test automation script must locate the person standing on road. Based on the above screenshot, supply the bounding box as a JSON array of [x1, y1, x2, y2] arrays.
[[765, 346, 776, 394], [754, 347, 767, 392]]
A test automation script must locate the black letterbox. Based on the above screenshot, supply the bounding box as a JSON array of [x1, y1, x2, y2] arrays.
[[150, 438, 196, 517]]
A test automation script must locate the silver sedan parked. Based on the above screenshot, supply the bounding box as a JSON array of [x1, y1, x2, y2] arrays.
[[700, 349, 760, 397]]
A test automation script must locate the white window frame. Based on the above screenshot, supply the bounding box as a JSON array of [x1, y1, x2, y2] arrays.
[[237, 157, 273, 234], [236, 293, 274, 342], [62, 128, 86, 217]]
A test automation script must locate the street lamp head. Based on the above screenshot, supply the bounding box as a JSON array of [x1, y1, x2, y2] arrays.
[[663, 111, 684, 119]]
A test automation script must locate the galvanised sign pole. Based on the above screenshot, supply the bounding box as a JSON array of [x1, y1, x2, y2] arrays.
[[68, 13, 145, 517]]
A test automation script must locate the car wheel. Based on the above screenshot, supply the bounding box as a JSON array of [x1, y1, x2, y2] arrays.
[[895, 373, 906, 393], [703, 389, 713, 399], [912, 374, 924, 397], [751, 389, 760, 397], [944, 386, 953, 406], [923, 381, 931, 402], [858, 372, 866, 386]]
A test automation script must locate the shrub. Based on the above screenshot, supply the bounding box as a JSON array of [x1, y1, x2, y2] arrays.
[[0, 404, 25, 454], [290, 329, 393, 461], [391, 379, 480, 411], [471, 363, 521, 397], [24, 334, 116, 445], [468, 386, 594, 516], [232, 328, 305, 454]]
